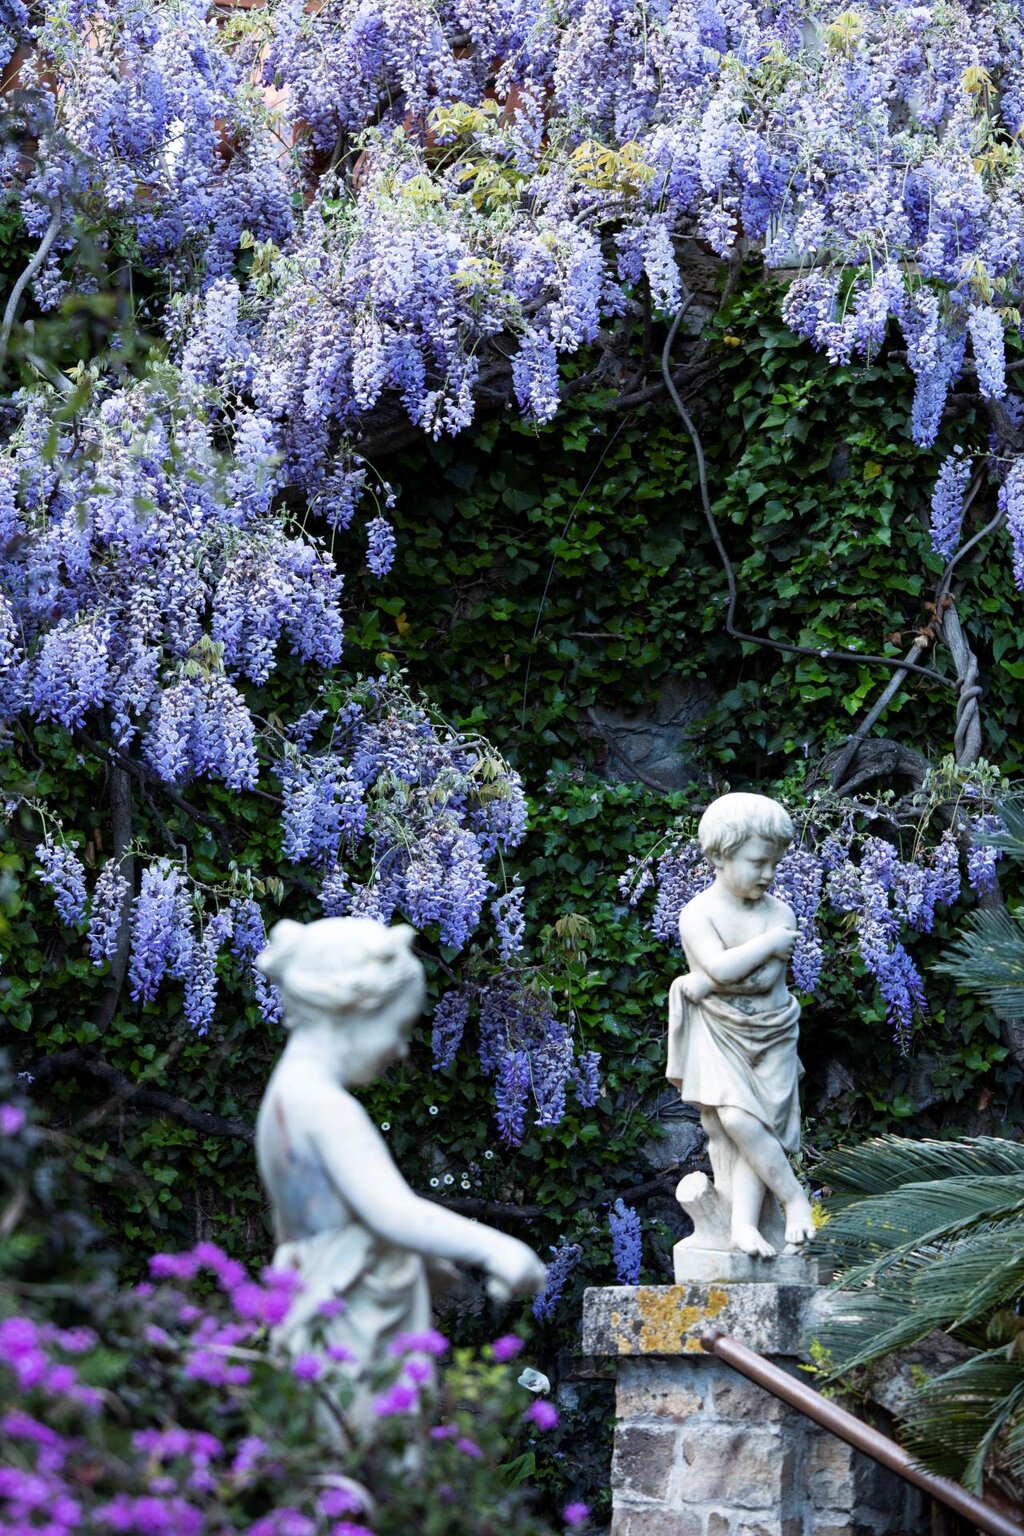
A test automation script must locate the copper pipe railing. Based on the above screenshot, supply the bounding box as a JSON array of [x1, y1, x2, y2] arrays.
[[701, 1330, 1024, 1536]]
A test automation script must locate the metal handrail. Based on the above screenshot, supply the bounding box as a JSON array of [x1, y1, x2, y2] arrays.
[[701, 1330, 1024, 1536]]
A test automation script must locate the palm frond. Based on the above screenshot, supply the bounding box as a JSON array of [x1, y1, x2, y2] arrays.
[[819, 1135, 1024, 1196], [934, 908, 1024, 1020]]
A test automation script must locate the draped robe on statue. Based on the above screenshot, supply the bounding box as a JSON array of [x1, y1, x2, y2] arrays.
[[272, 1221, 432, 1365], [666, 977, 803, 1153], [266, 1166, 436, 1439]]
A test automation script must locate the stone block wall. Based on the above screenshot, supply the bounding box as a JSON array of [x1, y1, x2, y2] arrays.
[[583, 1285, 925, 1536]]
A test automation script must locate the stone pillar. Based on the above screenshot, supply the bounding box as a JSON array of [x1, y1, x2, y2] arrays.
[[582, 1282, 925, 1536]]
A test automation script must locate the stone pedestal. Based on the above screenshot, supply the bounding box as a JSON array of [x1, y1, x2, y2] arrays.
[[582, 1282, 925, 1536]]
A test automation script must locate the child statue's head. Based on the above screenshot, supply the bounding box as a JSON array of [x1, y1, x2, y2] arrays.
[[257, 918, 426, 1079], [697, 792, 793, 867]]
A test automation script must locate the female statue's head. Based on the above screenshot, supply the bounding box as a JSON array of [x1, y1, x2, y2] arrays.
[[257, 917, 426, 1082]]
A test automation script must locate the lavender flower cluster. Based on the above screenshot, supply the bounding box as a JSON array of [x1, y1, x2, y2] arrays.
[[286, 676, 528, 952], [9, 0, 1024, 1106], [14, 410, 526, 1021], [7, 0, 1024, 570], [11, 0, 291, 306], [2, 377, 344, 779], [32, 834, 283, 1032]]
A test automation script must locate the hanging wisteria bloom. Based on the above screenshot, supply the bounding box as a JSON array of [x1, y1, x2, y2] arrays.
[[608, 1198, 642, 1286], [966, 814, 1004, 897], [473, 978, 601, 1144], [431, 989, 471, 1070], [770, 848, 824, 994], [35, 839, 88, 929], [532, 1239, 582, 1321], [88, 858, 131, 967], [929, 451, 972, 562]]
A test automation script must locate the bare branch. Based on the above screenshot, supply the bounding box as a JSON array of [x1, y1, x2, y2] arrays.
[[829, 637, 930, 791], [29, 1048, 255, 1143], [441, 1162, 689, 1224], [939, 599, 983, 767]]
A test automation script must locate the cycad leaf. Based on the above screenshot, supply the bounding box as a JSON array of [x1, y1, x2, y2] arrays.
[[818, 1175, 1024, 1285], [909, 1227, 1024, 1328], [902, 1349, 1024, 1492], [819, 1136, 1024, 1196], [1002, 1412, 1024, 1484], [934, 908, 1024, 1020], [812, 1131, 1024, 1494], [811, 1280, 945, 1376]]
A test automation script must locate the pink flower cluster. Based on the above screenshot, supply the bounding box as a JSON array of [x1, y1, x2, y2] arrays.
[[145, 1243, 304, 1389], [0, 1242, 570, 1535], [0, 1243, 321, 1535], [0, 1315, 101, 1410]]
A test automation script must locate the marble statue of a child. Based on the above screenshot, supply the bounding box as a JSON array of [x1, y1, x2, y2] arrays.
[[667, 793, 815, 1259], [254, 917, 546, 1427]]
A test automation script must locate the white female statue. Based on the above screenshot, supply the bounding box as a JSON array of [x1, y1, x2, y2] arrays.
[[255, 917, 546, 1424], [667, 793, 816, 1262]]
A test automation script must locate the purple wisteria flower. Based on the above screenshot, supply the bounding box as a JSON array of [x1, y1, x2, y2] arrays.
[[492, 885, 526, 959], [35, 839, 88, 928], [999, 461, 1024, 591], [571, 1050, 601, 1109], [366, 516, 397, 578], [966, 814, 1003, 895], [496, 1048, 531, 1145], [770, 847, 824, 993], [87, 857, 130, 966], [608, 1198, 642, 1286], [533, 1240, 582, 1321], [929, 450, 971, 561], [651, 843, 713, 945], [967, 305, 1007, 400], [11, 0, 1024, 1155], [129, 862, 184, 1002], [431, 989, 470, 1070]]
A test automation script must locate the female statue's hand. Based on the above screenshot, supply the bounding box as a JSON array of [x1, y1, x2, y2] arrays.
[[484, 1234, 547, 1302]]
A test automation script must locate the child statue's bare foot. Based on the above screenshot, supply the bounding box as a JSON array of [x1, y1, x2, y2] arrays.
[[783, 1194, 815, 1247], [732, 1224, 776, 1259]]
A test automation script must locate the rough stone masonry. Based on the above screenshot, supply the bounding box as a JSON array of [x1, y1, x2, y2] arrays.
[[583, 1281, 925, 1536]]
